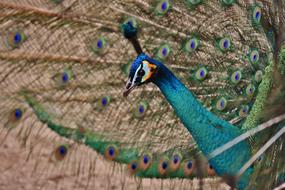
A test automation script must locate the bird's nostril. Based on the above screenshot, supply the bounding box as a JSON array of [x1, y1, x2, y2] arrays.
[[126, 83, 131, 89]]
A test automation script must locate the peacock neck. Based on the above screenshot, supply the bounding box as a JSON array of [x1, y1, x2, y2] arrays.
[[152, 60, 252, 190], [152, 61, 242, 151]]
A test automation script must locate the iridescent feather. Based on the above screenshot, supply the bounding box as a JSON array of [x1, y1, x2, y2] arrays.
[[0, 0, 284, 189]]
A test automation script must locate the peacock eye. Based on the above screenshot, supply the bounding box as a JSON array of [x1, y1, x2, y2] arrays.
[[195, 67, 208, 81], [91, 36, 106, 54], [157, 44, 171, 59], [252, 6, 262, 24], [54, 145, 68, 161], [155, 0, 171, 15], [61, 72, 69, 83], [231, 70, 242, 84], [216, 97, 227, 111], [104, 144, 119, 160], [246, 83, 256, 97], [183, 160, 194, 176], [7, 31, 26, 48], [138, 69, 145, 77], [53, 69, 73, 87], [9, 108, 23, 124], [14, 108, 23, 120], [128, 160, 139, 174], [134, 102, 148, 118], [254, 70, 263, 83], [218, 37, 231, 52], [98, 96, 111, 109], [249, 50, 259, 64], [239, 105, 249, 117], [158, 157, 169, 175], [139, 153, 152, 170], [170, 151, 182, 171], [184, 37, 200, 53]]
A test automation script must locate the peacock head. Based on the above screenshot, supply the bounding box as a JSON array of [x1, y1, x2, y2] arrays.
[[121, 21, 160, 97], [123, 54, 158, 97]]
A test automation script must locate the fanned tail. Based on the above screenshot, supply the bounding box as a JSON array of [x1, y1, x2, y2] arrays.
[[0, 0, 284, 189]]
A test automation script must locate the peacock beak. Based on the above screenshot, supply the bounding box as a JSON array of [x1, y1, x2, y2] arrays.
[[123, 78, 138, 97]]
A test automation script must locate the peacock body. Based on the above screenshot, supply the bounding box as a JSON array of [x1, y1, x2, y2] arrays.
[[0, 0, 284, 189]]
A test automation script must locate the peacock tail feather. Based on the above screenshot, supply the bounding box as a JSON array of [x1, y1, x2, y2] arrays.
[[0, 0, 284, 189]]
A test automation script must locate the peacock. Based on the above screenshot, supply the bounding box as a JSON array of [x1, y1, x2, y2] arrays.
[[0, 0, 284, 189]]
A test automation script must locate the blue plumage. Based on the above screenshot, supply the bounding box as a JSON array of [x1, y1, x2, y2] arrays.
[[128, 54, 252, 189]]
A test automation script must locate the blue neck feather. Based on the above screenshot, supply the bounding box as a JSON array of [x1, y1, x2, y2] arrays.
[[149, 57, 252, 190]]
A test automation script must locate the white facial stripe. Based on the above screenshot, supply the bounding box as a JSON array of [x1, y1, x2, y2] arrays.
[[132, 63, 143, 85]]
